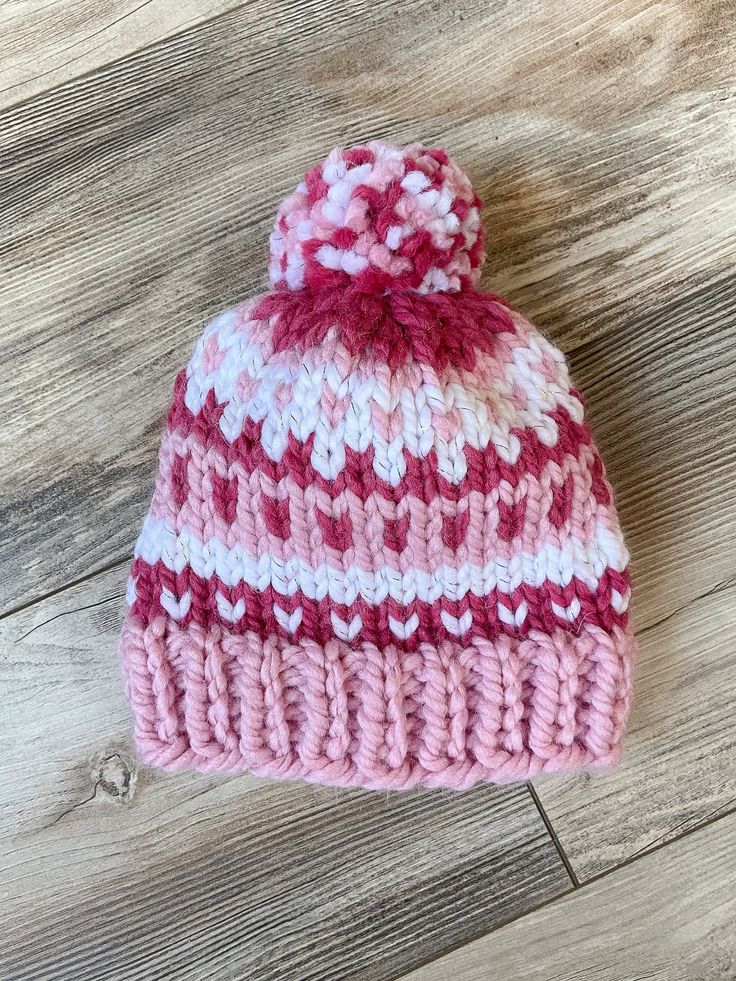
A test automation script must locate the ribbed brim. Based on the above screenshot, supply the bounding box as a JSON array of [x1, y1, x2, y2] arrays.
[[119, 616, 636, 790]]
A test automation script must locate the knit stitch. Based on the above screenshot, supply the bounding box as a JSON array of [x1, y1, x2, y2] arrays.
[[119, 140, 637, 790]]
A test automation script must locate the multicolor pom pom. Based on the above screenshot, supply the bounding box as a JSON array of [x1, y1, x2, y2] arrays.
[[269, 141, 485, 294]]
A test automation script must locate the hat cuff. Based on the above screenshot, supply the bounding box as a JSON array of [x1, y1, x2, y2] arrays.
[[119, 616, 636, 791]]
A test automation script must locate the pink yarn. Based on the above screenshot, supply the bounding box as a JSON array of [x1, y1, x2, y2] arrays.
[[119, 141, 637, 790], [121, 619, 635, 788]]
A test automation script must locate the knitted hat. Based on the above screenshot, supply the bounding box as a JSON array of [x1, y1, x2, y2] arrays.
[[120, 141, 637, 790]]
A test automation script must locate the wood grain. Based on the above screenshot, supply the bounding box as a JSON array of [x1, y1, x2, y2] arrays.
[[403, 809, 736, 981], [0, 565, 570, 981], [1, 0, 735, 612], [0, 0, 247, 110]]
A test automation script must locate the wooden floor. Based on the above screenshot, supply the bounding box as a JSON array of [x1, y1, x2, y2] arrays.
[[1, 2, 735, 978]]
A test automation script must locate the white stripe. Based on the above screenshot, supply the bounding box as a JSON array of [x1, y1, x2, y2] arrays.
[[126, 575, 138, 606], [551, 598, 581, 623], [216, 592, 246, 624], [610, 589, 630, 614], [389, 613, 420, 640], [135, 517, 629, 605], [498, 600, 528, 628]]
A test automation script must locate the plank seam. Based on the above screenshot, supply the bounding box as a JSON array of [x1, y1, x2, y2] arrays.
[[0, 0, 253, 117], [581, 799, 736, 889], [527, 782, 580, 887], [391, 881, 577, 981], [393, 802, 736, 980], [0, 554, 130, 623]]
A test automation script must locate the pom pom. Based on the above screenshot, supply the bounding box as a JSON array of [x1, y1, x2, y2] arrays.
[[269, 141, 484, 294]]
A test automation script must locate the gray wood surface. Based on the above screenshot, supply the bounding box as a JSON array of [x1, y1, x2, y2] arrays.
[[404, 809, 736, 981], [2, 1, 736, 978], [0, 0, 247, 110], [0, 565, 570, 981]]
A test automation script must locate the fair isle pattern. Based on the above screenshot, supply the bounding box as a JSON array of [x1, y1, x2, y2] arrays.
[[269, 142, 484, 294], [131, 300, 630, 639], [120, 141, 637, 790]]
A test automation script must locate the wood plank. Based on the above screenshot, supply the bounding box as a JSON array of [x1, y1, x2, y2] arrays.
[[1, 0, 735, 612], [0, 0, 247, 110], [0, 564, 570, 981], [403, 808, 736, 981]]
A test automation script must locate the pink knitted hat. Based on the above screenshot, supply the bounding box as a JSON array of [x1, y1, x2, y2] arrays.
[[120, 141, 637, 790]]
